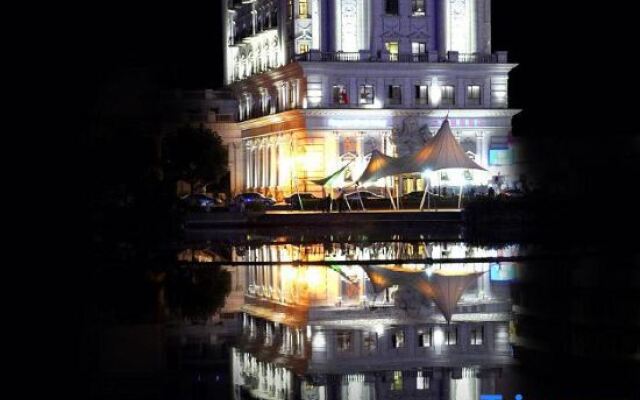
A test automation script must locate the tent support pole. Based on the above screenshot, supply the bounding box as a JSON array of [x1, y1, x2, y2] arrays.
[[345, 195, 352, 211], [419, 181, 429, 212], [296, 180, 304, 211], [358, 190, 366, 212], [387, 186, 397, 210], [458, 183, 463, 209]]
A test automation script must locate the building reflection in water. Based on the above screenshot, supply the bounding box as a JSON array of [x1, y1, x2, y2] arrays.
[[204, 242, 521, 400]]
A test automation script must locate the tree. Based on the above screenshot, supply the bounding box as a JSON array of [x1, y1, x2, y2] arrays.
[[162, 125, 228, 195]]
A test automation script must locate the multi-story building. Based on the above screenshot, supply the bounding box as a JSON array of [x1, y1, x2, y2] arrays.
[[220, 0, 520, 199]]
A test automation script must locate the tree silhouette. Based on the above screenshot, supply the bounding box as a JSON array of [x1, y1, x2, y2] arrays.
[[162, 125, 228, 195]]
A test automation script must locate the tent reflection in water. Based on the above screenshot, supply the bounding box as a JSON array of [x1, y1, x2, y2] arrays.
[[356, 118, 489, 210], [362, 265, 485, 322]]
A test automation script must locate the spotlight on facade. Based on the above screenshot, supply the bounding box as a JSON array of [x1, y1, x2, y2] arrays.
[[429, 78, 442, 107], [433, 328, 445, 346]]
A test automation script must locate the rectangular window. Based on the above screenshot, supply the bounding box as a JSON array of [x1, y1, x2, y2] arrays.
[[470, 326, 484, 346], [416, 370, 430, 390], [386, 0, 399, 15], [298, 41, 310, 54], [363, 331, 377, 352], [333, 85, 349, 105], [412, 41, 427, 61], [412, 0, 426, 16], [445, 326, 457, 345], [441, 85, 456, 106], [418, 327, 433, 347], [388, 85, 402, 105], [467, 85, 481, 106], [415, 85, 428, 105], [359, 85, 375, 104], [391, 371, 403, 391], [337, 331, 352, 352], [299, 0, 309, 18], [392, 330, 405, 348], [385, 41, 399, 61]]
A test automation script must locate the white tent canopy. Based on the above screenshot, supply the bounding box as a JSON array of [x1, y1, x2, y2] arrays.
[[357, 119, 486, 185]]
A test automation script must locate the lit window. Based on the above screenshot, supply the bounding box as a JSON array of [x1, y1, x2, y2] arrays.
[[416, 370, 430, 390], [392, 330, 405, 348], [412, 0, 426, 16], [441, 85, 455, 106], [470, 326, 484, 346], [299, 0, 309, 18], [445, 326, 457, 345], [359, 85, 375, 104], [287, 0, 293, 20], [390, 371, 403, 391], [298, 41, 310, 54], [337, 331, 352, 352], [418, 327, 433, 347], [412, 42, 427, 61], [388, 85, 402, 105], [386, 0, 399, 15], [332, 85, 349, 105], [385, 41, 399, 61], [467, 85, 482, 105], [415, 85, 429, 105]]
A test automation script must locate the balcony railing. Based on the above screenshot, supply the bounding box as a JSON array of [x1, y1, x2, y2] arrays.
[[294, 50, 508, 64]]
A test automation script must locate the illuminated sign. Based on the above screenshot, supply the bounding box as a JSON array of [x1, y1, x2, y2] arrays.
[[490, 263, 516, 282], [489, 149, 513, 166]]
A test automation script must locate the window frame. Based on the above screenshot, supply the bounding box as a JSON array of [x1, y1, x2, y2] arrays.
[[415, 85, 429, 106], [385, 0, 399, 15], [359, 84, 375, 105], [441, 85, 456, 106], [298, 0, 309, 18], [388, 85, 402, 105], [412, 0, 426, 16], [466, 85, 482, 106]]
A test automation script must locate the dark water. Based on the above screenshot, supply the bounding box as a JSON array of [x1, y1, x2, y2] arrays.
[[81, 229, 639, 400]]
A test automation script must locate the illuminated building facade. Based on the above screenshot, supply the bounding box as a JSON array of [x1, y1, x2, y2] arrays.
[[222, 0, 520, 199]]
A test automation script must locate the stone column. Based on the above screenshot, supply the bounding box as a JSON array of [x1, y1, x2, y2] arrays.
[[270, 139, 278, 192], [245, 142, 252, 190], [253, 142, 262, 190], [476, 131, 485, 166], [262, 142, 269, 190]]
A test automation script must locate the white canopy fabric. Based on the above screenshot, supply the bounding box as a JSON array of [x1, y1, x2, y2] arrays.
[[356, 119, 486, 184], [309, 159, 353, 186], [356, 150, 404, 184], [410, 119, 487, 172], [362, 265, 484, 322]]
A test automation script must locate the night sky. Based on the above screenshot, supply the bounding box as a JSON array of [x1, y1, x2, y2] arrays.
[[81, 1, 639, 137]]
